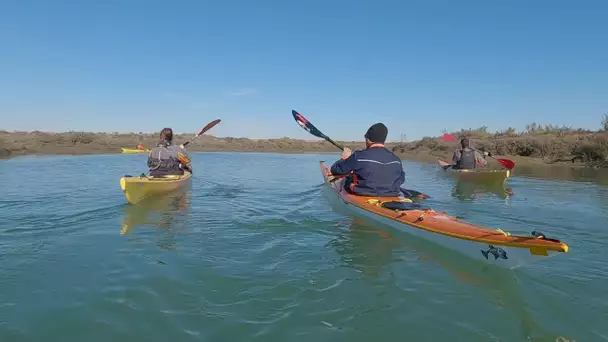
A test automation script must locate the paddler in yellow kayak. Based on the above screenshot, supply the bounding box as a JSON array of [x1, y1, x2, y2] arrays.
[[147, 128, 192, 176], [328, 123, 405, 197], [451, 138, 489, 170]]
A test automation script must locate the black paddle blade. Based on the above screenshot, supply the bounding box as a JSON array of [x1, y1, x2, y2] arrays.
[[401, 188, 430, 199], [292, 110, 327, 139]]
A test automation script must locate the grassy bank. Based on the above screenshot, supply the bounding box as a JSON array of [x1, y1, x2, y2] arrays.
[[3, 120, 608, 170], [0, 130, 387, 158], [392, 120, 608, 169]]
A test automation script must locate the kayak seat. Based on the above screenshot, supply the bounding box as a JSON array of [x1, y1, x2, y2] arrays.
[[381, 201, 431, 211], [531, 230, 562, 243]]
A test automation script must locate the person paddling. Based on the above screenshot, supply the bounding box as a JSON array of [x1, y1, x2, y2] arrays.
[[452, 138, 488, 170], [147, 128, 192, 176], [329, 123, 405, 197]]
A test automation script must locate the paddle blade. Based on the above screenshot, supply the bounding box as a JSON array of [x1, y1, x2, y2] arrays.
[[496, 158, 515, 169], [401, 188, 430, 199], [197, 119, 221, 136], [440, 133, 457, 142], [180, 119, 222, 148], [292, 110, 328, 140]]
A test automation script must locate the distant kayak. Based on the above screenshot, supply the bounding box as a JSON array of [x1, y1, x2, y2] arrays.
[[119, 171, 192, 204], [121, 148, 150, 154], [437, 158, 510, 184], [320, 161, 567, 268]]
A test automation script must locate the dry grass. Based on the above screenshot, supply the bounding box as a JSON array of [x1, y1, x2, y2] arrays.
[[392, 122, 608, 168], [0, 130, 397, 159], [3, 121, 608, 169]]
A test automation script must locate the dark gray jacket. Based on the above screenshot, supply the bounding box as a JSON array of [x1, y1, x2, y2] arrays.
[[147, 143, 191, 176]]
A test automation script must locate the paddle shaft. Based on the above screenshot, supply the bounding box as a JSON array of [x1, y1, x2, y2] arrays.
[[291, 110, 429, 199], [323, 136, 345, 151], [176, 119, 222, 173], [180, 119, 221, 149]]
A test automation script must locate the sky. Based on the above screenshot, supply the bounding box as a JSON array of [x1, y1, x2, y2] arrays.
[[1, 0, 607, 141]]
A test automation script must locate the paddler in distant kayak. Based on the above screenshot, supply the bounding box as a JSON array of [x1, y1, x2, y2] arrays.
[[452, 138, 489, 170], [329, 123, 405, 197], [147, 128, 192, 176]]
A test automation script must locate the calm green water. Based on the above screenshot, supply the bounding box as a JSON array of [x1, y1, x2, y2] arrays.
[[1, 152, 607, 341]]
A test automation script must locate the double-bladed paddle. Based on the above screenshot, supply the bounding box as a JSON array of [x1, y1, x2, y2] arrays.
[[291, 110, 430, 200]]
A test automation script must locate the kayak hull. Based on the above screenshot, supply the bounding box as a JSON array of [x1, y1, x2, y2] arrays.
[[319, 162, 567, 269], [437, 158, 510, 184], [121, 148, 150, 154], [119, 171, 192, 205]]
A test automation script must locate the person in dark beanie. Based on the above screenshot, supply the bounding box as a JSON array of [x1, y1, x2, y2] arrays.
[[329, 123, 405, 197], [147, 127, 192, 176]]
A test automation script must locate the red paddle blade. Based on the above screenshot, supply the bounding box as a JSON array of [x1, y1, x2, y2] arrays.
[[197, 119, 221, 136], [496, 158, 515, 169], [440, 133, 457, 142]]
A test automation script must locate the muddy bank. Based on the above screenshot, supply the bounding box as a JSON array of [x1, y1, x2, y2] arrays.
[[395, 148, 608, 185], [0, 130, 381, 158], [392, 126, 608, 169]]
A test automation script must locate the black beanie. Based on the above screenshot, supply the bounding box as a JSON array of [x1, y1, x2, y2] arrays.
[[364, 123, 388, 143]]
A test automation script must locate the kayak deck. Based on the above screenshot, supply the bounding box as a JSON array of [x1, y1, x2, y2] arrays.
[[437, 158, 510, 184], [319, 161, 567, 268], [119, 171, 192, 204]]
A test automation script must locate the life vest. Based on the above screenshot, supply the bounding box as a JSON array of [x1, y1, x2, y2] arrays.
[[455, 148, 476, 170], [147, 142, 184, 176]]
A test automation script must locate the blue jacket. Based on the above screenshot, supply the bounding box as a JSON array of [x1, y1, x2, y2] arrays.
[[330, 145, 405, 197]]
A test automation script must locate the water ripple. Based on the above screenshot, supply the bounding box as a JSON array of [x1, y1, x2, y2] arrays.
[[0, 153, 606, 341]]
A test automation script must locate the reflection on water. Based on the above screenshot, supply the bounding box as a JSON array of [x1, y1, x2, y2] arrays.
[[451, 180, 514, 201], [329, 218, 495, 284], [120, 189, 192, 247], [515, 164, 608, 186], [327, 218, 401, 277], [327, 218, 572, 341]]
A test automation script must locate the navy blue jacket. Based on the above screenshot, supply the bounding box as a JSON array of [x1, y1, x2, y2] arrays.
[[330, 145, 405, 197]]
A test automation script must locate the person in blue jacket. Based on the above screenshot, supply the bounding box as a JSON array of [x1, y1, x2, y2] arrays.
[[329, 123, 405, 197]]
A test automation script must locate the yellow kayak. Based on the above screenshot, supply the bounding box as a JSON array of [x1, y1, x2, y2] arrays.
[[119, 171, 192, 204], [437, 158, 510, 184], [121, 148, 150, 154]]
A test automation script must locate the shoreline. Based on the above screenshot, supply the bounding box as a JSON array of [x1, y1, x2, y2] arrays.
[[3, 139, 606, 184], [2, 129, 606, 172], [1, 137, 593, 170]]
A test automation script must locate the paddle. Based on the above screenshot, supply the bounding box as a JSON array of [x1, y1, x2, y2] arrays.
[[180, 119, 222, 149], [291, 109, 430, 200], [440, 133, 515, 169], [175, 119, 221, 174]]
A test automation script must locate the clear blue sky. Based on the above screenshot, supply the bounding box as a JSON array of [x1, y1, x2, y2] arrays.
[[1, 0, 606, 141]]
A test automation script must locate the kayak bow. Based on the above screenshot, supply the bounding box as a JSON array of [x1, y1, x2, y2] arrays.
[[320, 161, 567, 269]]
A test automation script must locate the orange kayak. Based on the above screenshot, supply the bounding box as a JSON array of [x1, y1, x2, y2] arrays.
[[319, 161, 568, 269]]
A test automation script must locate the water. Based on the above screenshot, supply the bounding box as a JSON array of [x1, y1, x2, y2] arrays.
[[1, 152, 607, 341]]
